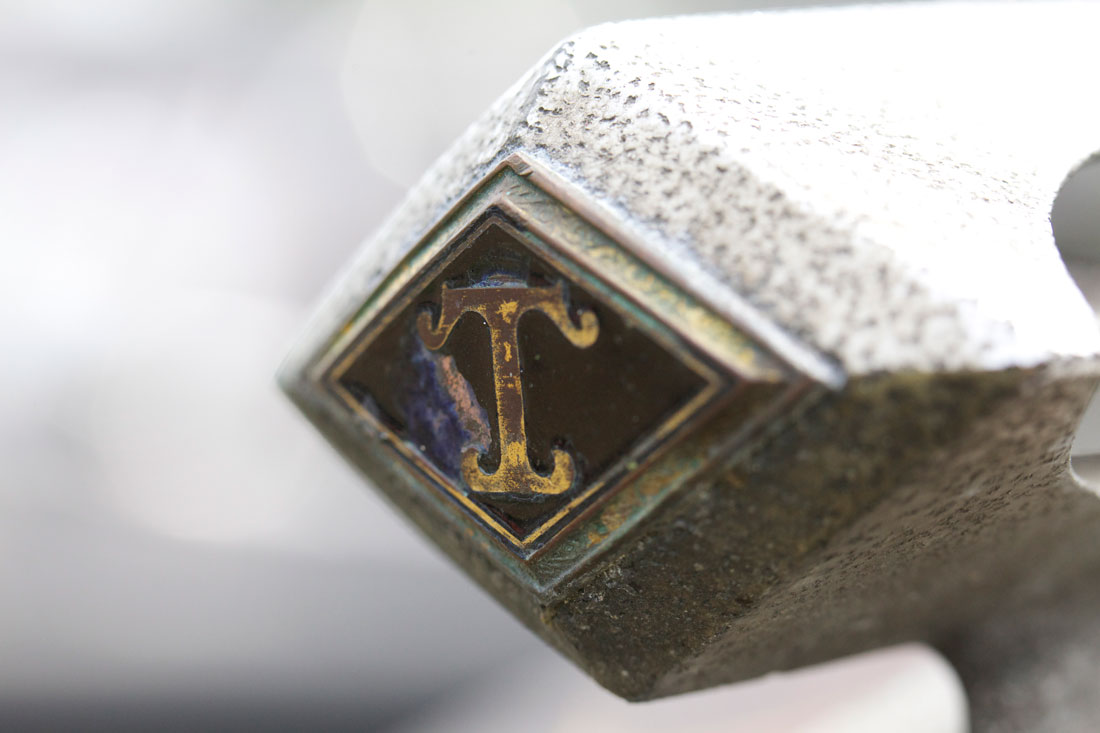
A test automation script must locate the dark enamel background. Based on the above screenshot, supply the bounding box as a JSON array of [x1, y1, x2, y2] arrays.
[[336, 214, 707, 540]]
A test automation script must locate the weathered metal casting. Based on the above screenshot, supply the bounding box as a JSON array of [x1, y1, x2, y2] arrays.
[[281, 4, 1100, 730]]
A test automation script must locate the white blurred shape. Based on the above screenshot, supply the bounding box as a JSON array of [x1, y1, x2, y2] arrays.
[[0, 0, 275, 60], [550, 643, 969, 733], [0, 0, 409, 558], [344, 0, 582, 187], [392, 643, 968, 733], [83, 291, 321, 545]]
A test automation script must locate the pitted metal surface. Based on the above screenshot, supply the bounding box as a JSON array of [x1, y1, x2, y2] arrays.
[[282, 3, 1100, 729]]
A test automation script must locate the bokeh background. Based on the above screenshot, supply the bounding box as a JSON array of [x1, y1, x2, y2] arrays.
[[3, 1, 1096, 730]]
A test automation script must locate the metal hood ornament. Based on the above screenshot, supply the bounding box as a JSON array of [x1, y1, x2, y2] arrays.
[[281, 3, 1100, 730]]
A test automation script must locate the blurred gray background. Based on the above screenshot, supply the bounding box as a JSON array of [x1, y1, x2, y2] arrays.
[[2, 1, 1095, 730]]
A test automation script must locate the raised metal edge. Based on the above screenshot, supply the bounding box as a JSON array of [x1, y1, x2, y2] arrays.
[[289, 152, 839, 592]]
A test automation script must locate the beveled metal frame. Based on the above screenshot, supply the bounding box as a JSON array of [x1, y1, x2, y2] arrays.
[[305, 153, 814, 583]]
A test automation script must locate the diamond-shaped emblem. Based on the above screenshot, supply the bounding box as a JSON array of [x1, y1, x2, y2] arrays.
[[311, 155, 799, 563]]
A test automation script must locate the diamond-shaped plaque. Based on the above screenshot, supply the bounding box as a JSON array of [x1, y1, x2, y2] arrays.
[[308, 156, 797, 564]]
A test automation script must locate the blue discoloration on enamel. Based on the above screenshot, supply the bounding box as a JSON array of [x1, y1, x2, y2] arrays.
[[403, 335, 489, 478]]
